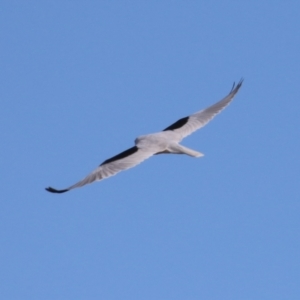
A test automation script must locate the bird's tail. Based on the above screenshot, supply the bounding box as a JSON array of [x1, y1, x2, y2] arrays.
[[168, 143, 204, 157]]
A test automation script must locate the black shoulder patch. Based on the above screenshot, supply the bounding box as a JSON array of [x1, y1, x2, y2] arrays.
[[163, 116, 189, 131], [100, 146, 138, 166]]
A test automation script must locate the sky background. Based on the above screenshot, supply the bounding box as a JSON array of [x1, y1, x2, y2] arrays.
[[1, 1, 300, 299]]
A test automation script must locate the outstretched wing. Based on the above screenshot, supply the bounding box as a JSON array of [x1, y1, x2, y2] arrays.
[[163, 79, 243, 140], [45, 146, 154, 193]]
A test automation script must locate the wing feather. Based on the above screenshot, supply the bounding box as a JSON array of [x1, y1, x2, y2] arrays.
[[45, 147, 154, 193], [163, 79, 243, 140]]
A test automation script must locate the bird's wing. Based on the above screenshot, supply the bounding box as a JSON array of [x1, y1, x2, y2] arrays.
[[45, 146, 154, 193], [163, 79, 243, 140]]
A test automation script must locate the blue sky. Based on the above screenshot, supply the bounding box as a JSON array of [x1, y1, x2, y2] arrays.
[[1, 1, 300, 299]]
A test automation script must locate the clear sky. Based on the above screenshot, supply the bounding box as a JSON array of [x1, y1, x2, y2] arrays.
[[1, 1, 299, 299]]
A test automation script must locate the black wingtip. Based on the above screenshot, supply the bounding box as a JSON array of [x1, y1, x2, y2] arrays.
[[230, 78, 244, 93], [45, 187, 69, 194]]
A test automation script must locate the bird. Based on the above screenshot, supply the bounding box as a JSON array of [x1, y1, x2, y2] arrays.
[[46, 79, 243, 193]]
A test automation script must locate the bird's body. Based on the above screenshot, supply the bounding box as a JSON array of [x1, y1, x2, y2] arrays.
[[136, 131, 202, 156], [46, 79, 243, 193]]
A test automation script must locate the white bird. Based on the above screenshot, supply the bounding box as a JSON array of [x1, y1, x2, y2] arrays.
[[46, 79, 243, 193]]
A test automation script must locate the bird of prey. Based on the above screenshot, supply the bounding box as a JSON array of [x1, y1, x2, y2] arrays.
[[46, 79, 243, 193]]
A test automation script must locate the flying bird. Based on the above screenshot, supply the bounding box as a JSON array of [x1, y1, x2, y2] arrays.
[[46, 79, 243, 193]]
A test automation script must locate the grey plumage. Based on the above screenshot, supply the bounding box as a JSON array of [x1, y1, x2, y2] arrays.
[[46, 79, 243, 193]]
